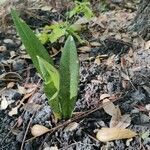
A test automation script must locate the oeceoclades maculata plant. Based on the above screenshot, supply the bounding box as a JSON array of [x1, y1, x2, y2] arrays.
[[38, 0, 94, 44], [11, 9, 79, 119]]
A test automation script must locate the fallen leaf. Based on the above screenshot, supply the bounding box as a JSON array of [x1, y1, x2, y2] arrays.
[[7, 82, 15, 89], [0, 72, 22, 82], [109, 106, 122, 128], [102, 99, 116, 116], [1, 96, 8, 110], [23, 103, 42, 114], [96, 128, 137, 142], [144, 40, 150, 50], [8, 106, 19, 116], [64, 122, 79, 132], [31, 124, 50, 137], [78, 46, 91, 52], [17, 85, 26, 94], [94, 57, 101, 65], [110, 113, 131, 129], [100, 94, 110, 101], [17, 116, 23, 127], [121, 72, 130, 81], [90, 42, 101, 47]]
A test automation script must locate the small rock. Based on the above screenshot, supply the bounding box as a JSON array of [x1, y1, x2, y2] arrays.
[[4, 39, 14, 44], [140, 114, 150, 123], [143, 137, 150, 145], [4, 39, 16, 49], [12, 59, 26, 73], [145, 104, 150, 111], [131, 89, 146, 101], [0, 46, 7, 52]]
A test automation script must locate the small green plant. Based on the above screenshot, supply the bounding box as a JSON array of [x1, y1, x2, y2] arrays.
[[69, 1, 94, 19], [11, 9, 79, 119], [38, 0, 94, 44]]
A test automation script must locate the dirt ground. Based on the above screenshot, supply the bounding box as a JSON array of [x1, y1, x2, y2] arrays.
[[0, 1, 150, 150]]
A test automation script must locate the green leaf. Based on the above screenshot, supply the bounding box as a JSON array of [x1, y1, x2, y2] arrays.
[[59, 36, 79, 118], [11, 9, 53, 75], [37, 56, 61, 119], [48, 22, 67, 43], [38, 33, 49, 44], [83, 5, 94, 19]]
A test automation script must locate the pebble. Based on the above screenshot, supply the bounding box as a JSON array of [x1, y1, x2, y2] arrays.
[[3, 39, 14, 45], [3, 39, 17, 49], [0, 45, 7, 52], [143, 137, 150, 145], [131, 89, 146, 101], [12, 59, 26, 73], [140, 114, 150, 123]]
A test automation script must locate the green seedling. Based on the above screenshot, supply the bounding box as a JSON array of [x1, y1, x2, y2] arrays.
[[38, 0, 94, 44], [11, 9, 79, 119]]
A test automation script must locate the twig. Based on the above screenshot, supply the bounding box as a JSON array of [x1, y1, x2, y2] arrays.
[[20, 113, 35, 150]]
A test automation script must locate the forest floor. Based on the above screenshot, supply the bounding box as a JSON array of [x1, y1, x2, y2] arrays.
[[0, 1, 150, 150]]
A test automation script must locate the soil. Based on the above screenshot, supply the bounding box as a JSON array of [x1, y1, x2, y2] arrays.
[[0, 1, 150, 150]]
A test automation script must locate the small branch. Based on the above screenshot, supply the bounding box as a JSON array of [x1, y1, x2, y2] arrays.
[[20, 113, 35, 150]]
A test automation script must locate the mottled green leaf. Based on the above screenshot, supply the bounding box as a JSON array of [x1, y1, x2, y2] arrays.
[[37, 56, 61, 119], [11, 9, 53, 74], [59, 36, 79, 118]]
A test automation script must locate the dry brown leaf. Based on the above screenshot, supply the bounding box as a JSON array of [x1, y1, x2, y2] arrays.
[[94, 57, 101, 65], [114, 114, 131, 129], [17, 85, 26, 94], [0, 72, 22, 82], [64, 122, 79, 132], [90, 42, 101, 47], [121, 72, 130, 81], [100, 94, 110, 101], [109, 106, 122, 128], [8, 106, 19, 116], [23, 103, 42, 114], [31, 124, 50, 137], [7, 82, 15, 89], [106, 55, 115, 66], [144, 40, 150, 50], [102, 99, 116, 116], [78, 46, 91, 52], [96, 128, 137, 142]]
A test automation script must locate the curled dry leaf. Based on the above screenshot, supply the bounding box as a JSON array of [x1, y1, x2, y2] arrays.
[[0, 72, 22, 82], [94, 57, 101, 65], [110, 113, 131, 128], [31, 124, 50, 137], [8, 106, 19, 116], [96, 128, 137, 142], [109, 106, 121, 128], [78, 46, 91, 52], [100, 94, 110, 101], [102, 99, 117, 116], [90, 42, 101, 47], [7, 82, 15, 89], [64, 122, 79, 132], [23, 103, 42, 114]]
